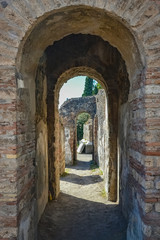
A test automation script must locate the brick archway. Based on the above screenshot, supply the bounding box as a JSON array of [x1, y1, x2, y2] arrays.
[[44, 33, 129, 204], [1, 1, 160, 239]]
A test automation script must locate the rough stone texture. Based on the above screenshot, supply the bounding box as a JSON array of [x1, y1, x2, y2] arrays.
[[59, 121, 65, 175], [59, 95, 96, 165], [94, 90, 108, 173], [0, 0, 160, 239], [83, 119, 93, 142], [93, 90, 111, 199], [35, 56, 48, 223]]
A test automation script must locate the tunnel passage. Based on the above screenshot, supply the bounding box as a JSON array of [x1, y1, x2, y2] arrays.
[[35, 33, 130, 222], [59, 89, 109, 198], [45, 34, 129, 103], [1, 1, 159, 239]]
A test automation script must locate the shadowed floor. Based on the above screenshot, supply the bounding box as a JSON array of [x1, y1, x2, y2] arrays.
[[38, 154, 127, 240]]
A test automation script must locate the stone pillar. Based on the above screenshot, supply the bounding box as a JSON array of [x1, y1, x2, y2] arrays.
[[83, 119, 93, 142], [59, 121, 65, 175], [93, 116, 98, 164], [47, 91, 60, 200], [64, 126, 73, 165], [108, 91, 118, 202]]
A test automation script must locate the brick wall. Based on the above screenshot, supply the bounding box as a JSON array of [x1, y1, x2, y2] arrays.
[[0, 1, 160, 239]]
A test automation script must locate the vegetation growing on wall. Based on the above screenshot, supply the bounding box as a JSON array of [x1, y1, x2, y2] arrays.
[[93, 82, 102, 95]]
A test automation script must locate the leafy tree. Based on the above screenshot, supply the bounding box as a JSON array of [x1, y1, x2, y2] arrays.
[[82, 77, 93, 97], [92, 85, 98, 95], [77, 113, 90, 142], [82, 77, 103, 97], [92, 82, 102, 95]]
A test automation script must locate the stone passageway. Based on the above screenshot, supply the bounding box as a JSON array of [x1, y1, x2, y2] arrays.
[[38, 154, 127, 240]]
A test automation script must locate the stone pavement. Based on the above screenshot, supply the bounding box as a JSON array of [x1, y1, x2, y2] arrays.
[[38, 154, 127, 240]]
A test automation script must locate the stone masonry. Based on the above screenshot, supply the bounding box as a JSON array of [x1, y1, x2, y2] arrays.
[[0, 1, 160, 240], [83, 119, 93, 142], [59, 95, 96, 165]]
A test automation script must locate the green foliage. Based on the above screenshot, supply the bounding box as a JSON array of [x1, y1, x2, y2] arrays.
[[82, 77, 93, 97], [61, 168, 69, 177], [92, 85, 98, 95], [82, 76, 102, 97], [97, 83, 102, 90], [98, 169, 103, 176], [100, 188, 107, 198], [92, 82, 102, 95], [77, 113, 90, 141]]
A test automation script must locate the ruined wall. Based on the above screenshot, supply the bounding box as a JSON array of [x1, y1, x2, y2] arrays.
[[94, 90, 110, 197], [16, 75, 36, 239], [83, 119, 93, 142], [94, 90, 109, 174], [59, 96, 96, 165], [59, 121, 65, 175], [35, 57, 48, 222], [64, 127, 75, 165]]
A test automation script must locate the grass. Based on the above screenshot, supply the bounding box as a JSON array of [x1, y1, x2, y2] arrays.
[[101, 188, 107, 198], [99, 169, 103, 176], [90, 161, 103, 175], [61, 168, 69, 177]]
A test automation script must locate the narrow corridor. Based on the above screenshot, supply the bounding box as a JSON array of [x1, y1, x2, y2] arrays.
[[38, 154, 127, 240]]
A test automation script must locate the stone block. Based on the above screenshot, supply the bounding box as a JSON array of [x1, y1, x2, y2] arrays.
[[142, 222, 152, 237], [145, 181, 154, 189], [155, 181, 160, 190], [155, 203, 160, 212], [144, 203, 153, 213], [85, 143, 93, 154]]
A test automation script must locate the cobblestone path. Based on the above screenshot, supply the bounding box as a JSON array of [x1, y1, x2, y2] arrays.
[[38, 154, 127, 240]]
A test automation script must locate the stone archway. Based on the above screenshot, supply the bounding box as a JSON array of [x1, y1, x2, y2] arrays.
[[0, 1, 160, 240], [43, 33, 129, 204]]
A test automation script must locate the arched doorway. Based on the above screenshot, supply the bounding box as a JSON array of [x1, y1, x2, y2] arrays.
[[2, 1, 159, 239], [17, 12, 142, 239], [35, 32, 129, 238]]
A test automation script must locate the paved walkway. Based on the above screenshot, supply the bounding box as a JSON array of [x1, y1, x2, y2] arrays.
[[38, 154, 127, 240]]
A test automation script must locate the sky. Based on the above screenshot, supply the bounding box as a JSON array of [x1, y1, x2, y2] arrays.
[[59, 76, 87, 107]]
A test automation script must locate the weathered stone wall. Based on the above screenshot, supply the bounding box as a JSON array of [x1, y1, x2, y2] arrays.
[[16, 74, 36, 239], [59, 96, 96, 165], [93, 90, 110, 195], [83, 119, 93, 142], [0, 1, 160, 239], [35, 57, 48, 223], [94, 90, 108, 170], [59, 121, 65, 175]]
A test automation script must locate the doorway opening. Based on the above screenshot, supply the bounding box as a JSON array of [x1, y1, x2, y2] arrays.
[[17, 24, 139, 238]]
